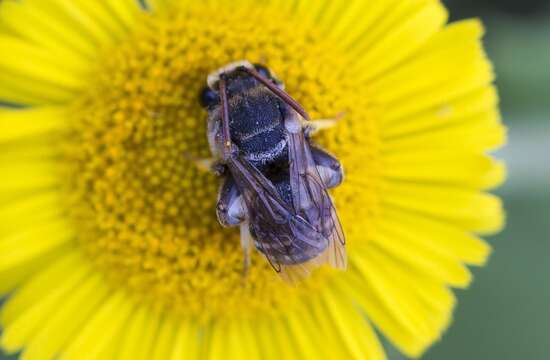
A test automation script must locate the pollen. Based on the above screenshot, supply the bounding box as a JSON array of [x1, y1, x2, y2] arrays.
[[62, 3, 379, 319]]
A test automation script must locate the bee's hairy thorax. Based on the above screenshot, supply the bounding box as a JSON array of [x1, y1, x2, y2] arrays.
[[227, 87, 289, 168]]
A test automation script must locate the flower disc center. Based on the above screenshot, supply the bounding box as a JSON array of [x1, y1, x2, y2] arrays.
[[63, 4, 373, 318]]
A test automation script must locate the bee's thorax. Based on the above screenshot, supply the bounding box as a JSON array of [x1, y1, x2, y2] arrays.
[[227, 86, 289, 169]]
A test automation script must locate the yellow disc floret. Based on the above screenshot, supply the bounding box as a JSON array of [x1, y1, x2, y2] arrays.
[[62, 3, 379, 319]]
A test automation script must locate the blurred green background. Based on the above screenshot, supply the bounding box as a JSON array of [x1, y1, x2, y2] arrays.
[[1, 0, 549, 359]]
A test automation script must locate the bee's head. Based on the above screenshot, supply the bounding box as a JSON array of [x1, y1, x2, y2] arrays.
[[199, 60, 283, 109]]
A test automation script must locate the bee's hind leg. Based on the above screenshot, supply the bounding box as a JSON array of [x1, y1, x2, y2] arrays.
[[216, 177, 252, 281], [311, 146, 344, 189], [240, 222, 253, 281], [216, 176, 246, 227]]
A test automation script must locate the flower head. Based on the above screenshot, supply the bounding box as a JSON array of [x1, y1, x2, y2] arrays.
[[0, 0, 505, 359]]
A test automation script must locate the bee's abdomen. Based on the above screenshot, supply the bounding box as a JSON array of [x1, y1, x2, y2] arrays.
[[251, 172, 328, 266], [252, 225, 327, 265]]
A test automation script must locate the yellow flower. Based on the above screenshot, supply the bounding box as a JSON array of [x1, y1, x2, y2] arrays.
[[0, 0, 505, 359]]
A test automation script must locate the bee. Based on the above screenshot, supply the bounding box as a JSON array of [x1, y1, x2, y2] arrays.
[[198, 60, 346, 282]]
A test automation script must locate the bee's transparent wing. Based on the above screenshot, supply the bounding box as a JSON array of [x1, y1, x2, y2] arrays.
[[286, 118, 347, 275], [278, 238, 347, 283], [226, 156, 327, 275]]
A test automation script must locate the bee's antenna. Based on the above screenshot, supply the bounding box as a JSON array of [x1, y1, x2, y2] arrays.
[[218, 75, 233, 156], [240, 66, 310, 120]]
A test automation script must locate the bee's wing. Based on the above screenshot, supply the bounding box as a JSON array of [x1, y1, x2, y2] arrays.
[[226, 156, 327, 274], [278, 237, 347, 283], [286, 116, 347, 274]]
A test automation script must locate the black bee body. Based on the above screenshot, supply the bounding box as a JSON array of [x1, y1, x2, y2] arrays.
[[205, 68, 294, 204], [201, 61, 346, 281], [229, 93, 293, 202]]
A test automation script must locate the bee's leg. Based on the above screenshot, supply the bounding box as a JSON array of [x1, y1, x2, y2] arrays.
[[183, 153, 226, 176], [240, 222, 253, 281], [311, 146, 344, 189], [303, 113, 345, 137], [217, 178, 252, 281], [216, 176, 246, 227]]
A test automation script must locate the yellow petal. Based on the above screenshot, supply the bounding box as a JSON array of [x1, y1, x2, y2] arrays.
[[145, 0, 169, 12], [118, 305, 151, 360], [226, 321, 246, 359], [323, 0, 396, 49], [0, 251, 83, 326], [352, 248, 455, 357], [20, 274, 109, 360], [239, 320, 262, 359], [347, 252, 443, 357], [379, 206, 492, 266], [0, 71, 76, 105], [270, 317, 298, 360], [206, 321, 225, 360], [371, 20, 486, 104], [293, 0, 330, 28], [371, 228, 473, 288], [0, 0, 142, 101], [349, 0, 426, 53], [0, 245, 69, 296], [352, 1, 448, 81], [380, 56, 494, 109], [381, 109, 506, 153], [382, 151, 506, 189], [0, 162, 59, 192], [382, 86, 498, 137], [170, 320, 199, 360], [380, 182, 504, 234], [58, 291, 135, 360], [0, 1, 92, 65], [119, 306, 163, 360], [338, 270, 422, 355], [0, 139, 61, 163], [368, 248, 456, 330], [0, 218, 74, 272], [423, 18, 485, 51], [285, 306, 322, 359], [263, 0, 295, 13], [26, 0, 113, 49], [0, 35, 87, 90], [312, 0, 353, 38], [0, 0, 97, 58], [151, 314, 178, 360], [303, 298, 349, 359], [323, 287, 386, 360], [254, 318, 282, 360], [0, 260, 91, 353], [0, 106, 66, 143], [103, 0, 144, 30], [0, 192, 63, 234], [70, 0, 128, 41]]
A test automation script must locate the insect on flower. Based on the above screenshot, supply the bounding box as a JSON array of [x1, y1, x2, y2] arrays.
[[197, 61, 347, 282]]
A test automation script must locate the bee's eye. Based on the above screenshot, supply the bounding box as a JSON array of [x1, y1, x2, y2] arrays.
[[253, 64, 271, 78], [199, 86, 219, 108]]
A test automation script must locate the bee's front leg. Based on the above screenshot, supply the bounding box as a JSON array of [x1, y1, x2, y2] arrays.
[[183, 153, 226, 176], [303, 113, 345, 138]]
